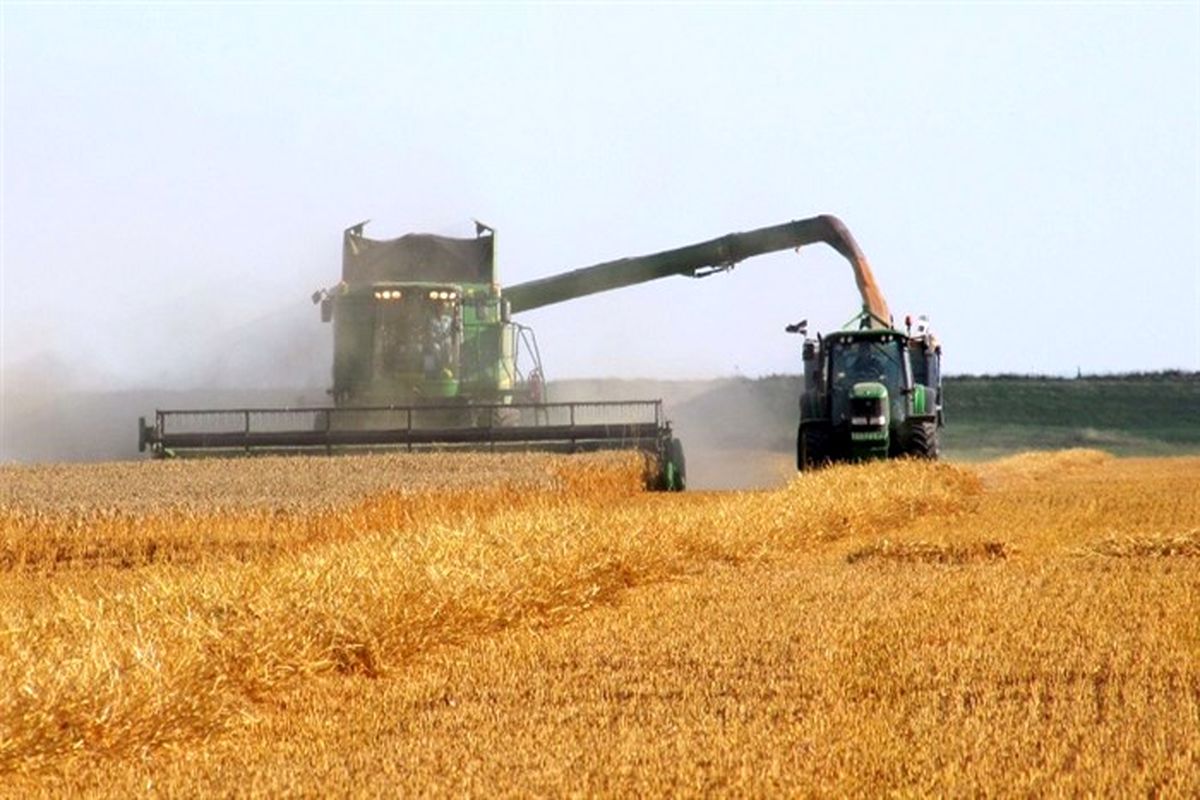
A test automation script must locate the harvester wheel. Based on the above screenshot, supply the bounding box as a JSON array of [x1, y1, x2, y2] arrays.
[[798, 424, 830, 471], [665, 437, 687, 491], [906, 420, 940, 459], [489, 406, 520, 428]]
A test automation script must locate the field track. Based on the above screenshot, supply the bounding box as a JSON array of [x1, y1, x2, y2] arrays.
[[2, 450, 1198, 795]]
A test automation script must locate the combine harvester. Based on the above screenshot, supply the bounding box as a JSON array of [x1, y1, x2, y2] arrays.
[[138, 214, 942, 485]]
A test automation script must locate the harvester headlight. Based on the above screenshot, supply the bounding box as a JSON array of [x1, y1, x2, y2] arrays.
[[429, 291, 439, 300], [439, 291, 450, 300]]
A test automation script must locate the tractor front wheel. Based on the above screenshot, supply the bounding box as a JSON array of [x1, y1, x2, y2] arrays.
[[906, 420, 940, 459], [798, 424, 831, 471]]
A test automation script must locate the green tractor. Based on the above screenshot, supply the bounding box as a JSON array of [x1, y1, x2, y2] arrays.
[[792, 312, 943, 469]]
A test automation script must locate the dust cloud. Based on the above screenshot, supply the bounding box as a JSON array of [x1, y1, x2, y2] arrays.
[[549, 376, 799, 490], [1, 302, 330, 463], [3, 307, 802, 489]]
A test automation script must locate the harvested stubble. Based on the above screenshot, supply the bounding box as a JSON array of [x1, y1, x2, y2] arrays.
[[1, 453, 974, 774]]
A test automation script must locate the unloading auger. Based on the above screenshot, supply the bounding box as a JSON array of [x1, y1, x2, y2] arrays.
[[503, 215, 890, 321]]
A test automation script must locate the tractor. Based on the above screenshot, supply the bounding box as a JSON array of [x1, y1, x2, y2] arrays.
[[792, 312, 943, 469]]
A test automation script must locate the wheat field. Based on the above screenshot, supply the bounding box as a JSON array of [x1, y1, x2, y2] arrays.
[[1, 449, 1197, 796]]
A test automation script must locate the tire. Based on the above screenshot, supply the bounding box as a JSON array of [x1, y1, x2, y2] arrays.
[[797, 424, 831, 471], [906, 420, 940, 459], [665, 437, 687, 491], [488, 406, 520, 428]]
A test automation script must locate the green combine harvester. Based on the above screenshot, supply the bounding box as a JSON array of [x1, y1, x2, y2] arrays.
[[138, 214, 942, 485]]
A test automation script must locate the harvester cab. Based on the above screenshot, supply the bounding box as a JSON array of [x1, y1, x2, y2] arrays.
[[794, 310, 943, 469], [312, 223, 542, 408]]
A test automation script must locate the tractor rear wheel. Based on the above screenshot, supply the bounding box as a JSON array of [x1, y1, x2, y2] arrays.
[[797, 424, 831, 471], [906, 420, 940, 459]]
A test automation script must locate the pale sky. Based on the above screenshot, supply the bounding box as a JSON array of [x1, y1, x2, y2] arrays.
[[2, 2, 1198, 390]]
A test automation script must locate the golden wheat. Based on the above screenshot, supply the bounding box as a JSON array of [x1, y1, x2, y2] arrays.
[[0, 452, 644, 572], [2, 449, 1198, 796], [1, 454, 971, 774]]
